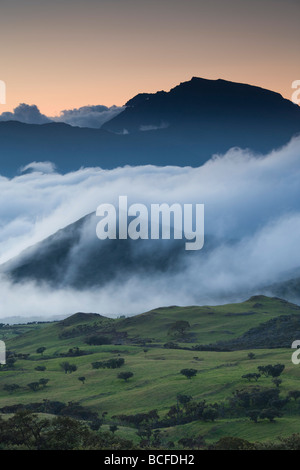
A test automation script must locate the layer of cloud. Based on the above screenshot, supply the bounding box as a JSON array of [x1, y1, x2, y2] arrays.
[[0, 104, 124, 128], [0, 104, 51, 125], [52, 105, 124, 128], [0, 136, 300, 318]]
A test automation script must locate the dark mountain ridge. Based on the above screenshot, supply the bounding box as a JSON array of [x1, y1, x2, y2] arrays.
[[0, 77, 300, 176]]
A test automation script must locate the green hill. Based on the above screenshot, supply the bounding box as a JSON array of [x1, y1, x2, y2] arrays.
[[0, 295, 300, 449]]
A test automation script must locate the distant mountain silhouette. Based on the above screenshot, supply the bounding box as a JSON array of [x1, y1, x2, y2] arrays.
[[0, 77, 300, 176], [103, 77, 300, 136]]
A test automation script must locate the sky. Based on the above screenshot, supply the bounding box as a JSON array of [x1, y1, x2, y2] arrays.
[[0, 0, 299, 115]]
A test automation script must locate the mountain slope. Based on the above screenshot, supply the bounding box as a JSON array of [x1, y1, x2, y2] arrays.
[[0, 213, 186, 288]]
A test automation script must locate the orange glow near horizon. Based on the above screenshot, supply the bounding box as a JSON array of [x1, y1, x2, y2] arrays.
[[0, 0, 299, 116]]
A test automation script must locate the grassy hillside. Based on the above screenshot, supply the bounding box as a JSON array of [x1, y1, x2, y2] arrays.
[[115, 295, 300, 345], [0, 295, 300, 449]]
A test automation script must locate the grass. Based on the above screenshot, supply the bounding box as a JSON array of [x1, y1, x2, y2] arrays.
[[0, 295, 300, 446]]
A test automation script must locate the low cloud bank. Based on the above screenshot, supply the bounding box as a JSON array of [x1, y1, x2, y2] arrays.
[[0, 104, 123, 128], [0, 136, 300, 318]]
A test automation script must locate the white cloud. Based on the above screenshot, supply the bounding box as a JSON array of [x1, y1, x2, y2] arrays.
[[0, 136, 300, 318], [51, 105, 124, 128], [0, 103, 51, 125], [20, 161, 56, 174], [0, 104, 124, 128]]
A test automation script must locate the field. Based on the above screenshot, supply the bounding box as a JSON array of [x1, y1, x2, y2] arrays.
[[0, 295, 300, 449]]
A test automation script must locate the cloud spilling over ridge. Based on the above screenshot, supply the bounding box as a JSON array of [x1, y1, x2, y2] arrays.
[[0, 104, 124, 128], [52, 105, 124, 128], [0, 136, 300, 318]]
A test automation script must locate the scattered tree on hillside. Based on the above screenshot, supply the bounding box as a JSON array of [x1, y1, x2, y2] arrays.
[[27, 382, 41, 392], [242, 373, 260, 382], [248, 352, 256, 360], [3, 384, 20, 393], [180, 368, 197, 380], [260, 408, 282, 423], [211, 437, 254, 450], [168, 321, 191, 337], [247, 410, 260, 423], [109, 424, 118, 434], [258, 364, 285, 378], [39, 378, 49, 388], [36, 347, 46, 356], [60, 362, 77, 374], [117, 371, 134, 382], [177, 394, 192, 407], [288, 390, 300, 401], [91, 358, 125, 369], [272, 378, 282, 388]]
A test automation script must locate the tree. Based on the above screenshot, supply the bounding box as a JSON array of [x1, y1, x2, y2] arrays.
[[202, 407, 218, 422], [242, 373, 260, 382], [85, 335, 111, 346], [109, 424, 118, 435], [117, 371, 134, 382], [78, 377, 86, 385], [269, 364, 285, 378], [4, 357, 16, 369], [36, 347, 46, 356], [247, 410, 260, 423], [105, 358, 125, 369], [0, 412, 134, 450], [91, 358, 125, 369], [89, 418, 103, 431], [0, 410, 50, 450], [258, 364, 285, 378], [180, 369, 197, 380], [248, 352, 256, 360], [35, 366, 46, 372], [212, 437, 254, 450], [178, 438, 195, 448], [60, 362, 77, 374], [27, 382, 41, 392], [177, 394, 192, 407], [288, 390, 300, 401], [3, 384, 20, 393], [39, 378, 49, 388], [260, 408, 282, 423], [169, 321, 191, 337], [272, 378, 282, 388], [178, 435, 205, 449]]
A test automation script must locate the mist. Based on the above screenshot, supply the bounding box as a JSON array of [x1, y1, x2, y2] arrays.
[[0, 136, 300, 319]]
